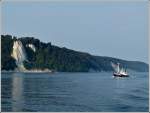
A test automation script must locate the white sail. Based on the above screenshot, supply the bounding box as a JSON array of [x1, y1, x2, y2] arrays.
[[111, 62, 118, 72], [111, 62, 129, 77], [120, 68, 124, 74], [120, 67, 128, 75], [111, 62, 120, 73]]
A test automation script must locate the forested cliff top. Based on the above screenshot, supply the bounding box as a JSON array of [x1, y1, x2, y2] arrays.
[[1, 35, 149, 72]]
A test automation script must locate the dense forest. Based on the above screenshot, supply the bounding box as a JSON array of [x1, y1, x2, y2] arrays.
[[1, 35, 149, 72]]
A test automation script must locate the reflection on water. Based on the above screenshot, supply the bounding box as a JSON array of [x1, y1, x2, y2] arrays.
[[1, 72, 149, 112], [12, 73, 24, 111]]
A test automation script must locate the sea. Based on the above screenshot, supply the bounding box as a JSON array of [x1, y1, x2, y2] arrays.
[[1, 72, 149, 112]]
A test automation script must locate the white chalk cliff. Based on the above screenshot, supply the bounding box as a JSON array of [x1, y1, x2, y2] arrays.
[[11, 41, 51, 72], [11, 40, 27, 71], [26, 44, 36, 52]]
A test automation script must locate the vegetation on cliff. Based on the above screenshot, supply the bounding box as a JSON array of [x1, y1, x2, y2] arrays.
[[1, 35, 149, 72]]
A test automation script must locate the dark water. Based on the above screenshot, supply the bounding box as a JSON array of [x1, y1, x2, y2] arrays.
[[1, 72, 149, 112]]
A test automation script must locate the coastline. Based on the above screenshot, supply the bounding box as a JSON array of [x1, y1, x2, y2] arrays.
[[1, 69, 54, 74]]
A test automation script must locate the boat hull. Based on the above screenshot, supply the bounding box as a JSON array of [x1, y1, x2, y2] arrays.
[[113, 73, 129, 77]]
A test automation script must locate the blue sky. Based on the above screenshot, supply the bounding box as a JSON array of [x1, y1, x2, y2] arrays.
[[2, 1, 149, 63]]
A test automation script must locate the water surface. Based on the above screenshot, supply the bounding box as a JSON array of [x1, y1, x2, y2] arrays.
[[1, 72, 149, 112]]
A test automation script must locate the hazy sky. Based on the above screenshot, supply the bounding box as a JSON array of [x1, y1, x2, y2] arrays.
[[2, 1, 149, 63]]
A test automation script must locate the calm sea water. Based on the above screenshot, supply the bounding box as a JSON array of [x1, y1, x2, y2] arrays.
[[1, 72, 149, 112]]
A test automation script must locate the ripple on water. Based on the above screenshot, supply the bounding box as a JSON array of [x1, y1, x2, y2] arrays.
[[1, 72, 149, 112]]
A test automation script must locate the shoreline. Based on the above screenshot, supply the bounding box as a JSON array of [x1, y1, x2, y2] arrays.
[[1, 70, 54, 73], [1, 68, 147, 74]]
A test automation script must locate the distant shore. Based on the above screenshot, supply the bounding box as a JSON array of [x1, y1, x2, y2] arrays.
[[1, 69, 54, 73]]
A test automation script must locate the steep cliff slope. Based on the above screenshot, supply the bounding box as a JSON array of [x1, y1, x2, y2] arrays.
[[1, 35, 149, 72], [11, 40, 27, 71]]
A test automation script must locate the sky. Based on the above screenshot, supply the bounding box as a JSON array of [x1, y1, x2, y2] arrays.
[[2, 1, 149, 63]]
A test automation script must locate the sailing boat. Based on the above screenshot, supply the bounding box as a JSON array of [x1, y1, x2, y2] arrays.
[[111, 62, 129, 77]]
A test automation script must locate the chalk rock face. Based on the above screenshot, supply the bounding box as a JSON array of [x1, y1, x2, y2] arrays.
[[26, 44, 36, 52], [11, 40, 27, 71]]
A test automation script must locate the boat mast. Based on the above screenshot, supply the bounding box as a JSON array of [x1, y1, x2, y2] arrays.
[[117, 63, 120, 73]]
